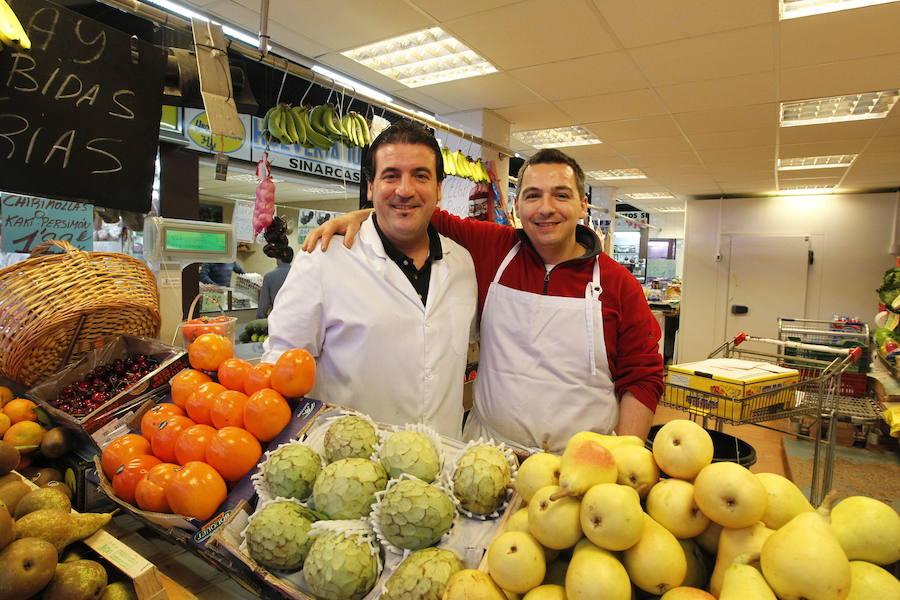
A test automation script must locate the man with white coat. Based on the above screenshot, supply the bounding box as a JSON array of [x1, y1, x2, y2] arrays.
[[262, 121, 477, 439]]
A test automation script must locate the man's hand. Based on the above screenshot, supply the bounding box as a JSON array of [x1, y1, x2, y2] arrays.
[[301, 209, 373, 253], [615, 392, 655, 440]]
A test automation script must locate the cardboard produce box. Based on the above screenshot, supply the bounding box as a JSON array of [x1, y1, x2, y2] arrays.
[[95, 396, 326, 540], [27, 335, 188, 447], [665, 358, 800, 421]]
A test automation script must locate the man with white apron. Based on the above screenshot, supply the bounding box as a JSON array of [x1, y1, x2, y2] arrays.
[[303, 149, 664, 452]]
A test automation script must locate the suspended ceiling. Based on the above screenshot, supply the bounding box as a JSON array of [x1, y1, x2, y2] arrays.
[[181, 0, 900, 212]]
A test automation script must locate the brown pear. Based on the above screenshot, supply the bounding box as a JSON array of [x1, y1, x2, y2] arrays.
[[43, 480, 74, 501], [42, 559, 107, 600], [0, 504, 12, 551], [0, 537, 58, 600], [99, 582, 137, 600], [0, 480, 31, 515], [0, 442, 18, 476], [14, 509, 112, 553], [15, 486, 72, 518]]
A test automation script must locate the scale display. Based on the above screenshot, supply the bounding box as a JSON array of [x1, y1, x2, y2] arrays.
[[165, 230, 228, 253]]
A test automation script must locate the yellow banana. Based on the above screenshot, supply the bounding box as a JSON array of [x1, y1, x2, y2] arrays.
[[0, 0, 30, 50], [289, 106, 307, 145], [281, 105, 299, 144]]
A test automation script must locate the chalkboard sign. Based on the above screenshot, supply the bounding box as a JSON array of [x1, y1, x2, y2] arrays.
[[0, 0, 166, 212]]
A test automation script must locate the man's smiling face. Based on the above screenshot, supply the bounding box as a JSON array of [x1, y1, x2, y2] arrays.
[[515, 162, 587, 263]]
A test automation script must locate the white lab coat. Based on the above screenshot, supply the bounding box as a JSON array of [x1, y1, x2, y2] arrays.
[[262, 218, 477, 439]]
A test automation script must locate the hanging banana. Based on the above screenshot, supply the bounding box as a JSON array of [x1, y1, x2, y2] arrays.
[[0, 0, 30, 50]]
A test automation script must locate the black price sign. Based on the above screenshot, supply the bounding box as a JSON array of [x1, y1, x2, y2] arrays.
[[0, 0, 166, 212]]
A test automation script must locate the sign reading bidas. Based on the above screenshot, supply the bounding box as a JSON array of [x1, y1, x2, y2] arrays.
[[0, 0, 165, 212], [1, 194, 92, 252]]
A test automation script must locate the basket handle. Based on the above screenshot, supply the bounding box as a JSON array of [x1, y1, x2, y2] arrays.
[[186, 293, 227, 321], [29, 239, 79, 258]]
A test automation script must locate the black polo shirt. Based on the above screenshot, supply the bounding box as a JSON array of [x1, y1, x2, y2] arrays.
[[372, 214, 443, 305]]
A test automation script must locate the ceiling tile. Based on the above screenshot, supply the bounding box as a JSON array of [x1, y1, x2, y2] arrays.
[[552, 144, 623, 163], [316, 53, 415, 94], [780, 54, 900, 102], [778, 140, 869, 158], [409, 0, 521, 22], [592, 0, 775, 48], [444, 0, 619, 71], [627, 24, 776, 86], [583, 116, 683, 141], [698, 146, 776, 165], [779, 2, 900, 68], [865, 135, 900, 153], [675, 103, 779, 134], [778, 120, 883, 145], [493, 103, 575, 132], [641, 165, 713, 178], [272, 1, 431, 52], [508, 52, 647, 101], [845, 151, 900, 172], [628, 152, 704, 167], [201, 1, 330, 57], [411, 73, 541, 111], [578, 157, 637, 170], [656, 71, 777, 113], [392, 89, 459, 116], [879, 114, 900, 134], [686, 128, 774, 150], [718, 180, 776, 194], [555, 89, 667, 123], [609, 137, 694, 156], [707, 160, 776, 178]]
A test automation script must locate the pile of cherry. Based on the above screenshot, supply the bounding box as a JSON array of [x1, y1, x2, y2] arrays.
[[50, 354, 160, 417]]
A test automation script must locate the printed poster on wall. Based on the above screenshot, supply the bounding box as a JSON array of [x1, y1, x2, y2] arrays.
[[184, 109, 252, 161], [297, 210, 342, 244], [232, 199, 255, 242]]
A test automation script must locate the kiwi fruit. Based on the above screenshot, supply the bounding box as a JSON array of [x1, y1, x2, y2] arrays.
[[0, 443, 18, 477]]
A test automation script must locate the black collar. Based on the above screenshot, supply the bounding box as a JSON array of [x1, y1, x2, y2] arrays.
[[372, 213, 444, 263]]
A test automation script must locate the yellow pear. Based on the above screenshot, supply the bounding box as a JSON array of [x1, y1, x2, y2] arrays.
[[678, 539, 710, 590], [755, 472, 814, 529], [552, 435, 617, 500], [522, 585, 565, 600], [487, 531, 545, 594], [565, 431, 643, 452], [719, 552, 776, 600], [443, 569, 507, 600], [708, 522, 773, 597], [646, 478, 710, 538], [651, 420, 713, 480], [528, 486, 582, 550], [845, 560, 900, 600], [516, 454, 561, 504], [693, 462, 767, 528], [760, 493, 851, 600], [565, 538, 630, 600], [578, 483, 643, 551], [609, 444, 659, 499], [659, 588, 716, 600], [623, 513, 687, 596], [506, 508, 529, 533], [830, 495, 900, 565], [693, 521, 723, 556]]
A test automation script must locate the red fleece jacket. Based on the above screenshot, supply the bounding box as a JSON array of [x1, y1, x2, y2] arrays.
[[432, 209, 663, 412]]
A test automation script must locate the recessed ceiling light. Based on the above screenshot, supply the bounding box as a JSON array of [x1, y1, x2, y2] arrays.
[[780, 0, 900, 20], [342, 27, 498, 88], [654, 206, 685, 213], [625, 192, 675, 200], [778, 185, 835, 195], [585, 168, 647, 180], [513, 126, 602, 149], [777, 155, 858, 170], [143, 0, 264, 48], [780, 90, 899, 127]]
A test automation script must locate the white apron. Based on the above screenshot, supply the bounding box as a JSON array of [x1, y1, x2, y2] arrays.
[[463, 242, 618, 453]]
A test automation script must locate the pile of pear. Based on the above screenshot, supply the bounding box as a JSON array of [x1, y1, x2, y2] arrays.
[[0, 469, 134, 600], [458, 420, 900, 600]]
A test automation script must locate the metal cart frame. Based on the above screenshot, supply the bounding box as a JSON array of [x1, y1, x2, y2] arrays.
[[663, 333, 863, 505]]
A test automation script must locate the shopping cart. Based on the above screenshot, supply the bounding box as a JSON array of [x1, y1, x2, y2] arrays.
[[663, 333, 863, 504]]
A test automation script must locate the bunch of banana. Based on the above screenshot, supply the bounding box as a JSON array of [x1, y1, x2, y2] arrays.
[[261, 104, 334, 151], [0, 0, 31, 50], [441, 147, 491, 183], [308, 103, 344, 143], [338, 111, 372, 148]]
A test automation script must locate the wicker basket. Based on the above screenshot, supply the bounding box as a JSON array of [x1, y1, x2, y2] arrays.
[[0, 239, 161, 386]]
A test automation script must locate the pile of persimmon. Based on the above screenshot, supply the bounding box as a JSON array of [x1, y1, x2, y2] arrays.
[[100, 333, 316, 521]]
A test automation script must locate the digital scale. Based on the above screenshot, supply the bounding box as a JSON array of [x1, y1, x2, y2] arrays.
[[143, 216, 236, 344]]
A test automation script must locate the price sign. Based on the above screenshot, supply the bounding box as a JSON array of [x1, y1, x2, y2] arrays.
[[1, 194, 93, 252]]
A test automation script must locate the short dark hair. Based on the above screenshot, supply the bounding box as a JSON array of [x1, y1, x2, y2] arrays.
[[363, 119, 444, 182], [517, 148, 586, 199]]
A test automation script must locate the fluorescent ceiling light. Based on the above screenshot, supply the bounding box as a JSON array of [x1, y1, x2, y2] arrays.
[[342, 27, 497, 88], [780, 90, 899, 126], [143, 0, 263, 47], [312, 65, 393, 104], [780, 0, 900, 20], [777, 154, 857, 170], [654, 206, 685, 213], [778, 185, 835, 195], [513, 126, 602, 149], [585, 168, 647, 180], [625, 192, 675, 200]]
